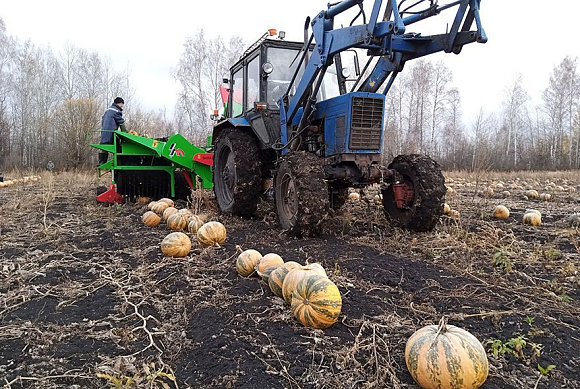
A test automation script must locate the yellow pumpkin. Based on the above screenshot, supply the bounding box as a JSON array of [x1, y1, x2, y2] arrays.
[[163, 206, 179, 221], [523, 212, 541, 226], [539, 193, 551, 201], [291, 274, 342, 329], [405, 318, 489, 389], [161, 232, 191, 257], [187, 217, 205, 234], [493, 205, 509, 219], [158, 198, 174, 207], [197, 221, 227, 247], [178, 209, 194, 219], [142, 211, 161, 227], [167, 213, 188, 231], [236, 249, 262, 277], [268, 261, 302, 297], [256, 253, 284, 275], [148, 201, 158, 210], [282, 265, 327, 304], [348, 192, 360, 200]]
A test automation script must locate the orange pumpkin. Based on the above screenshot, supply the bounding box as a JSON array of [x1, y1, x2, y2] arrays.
[[167, 213, 188, 230], [148, 201, 158, 210], [236, 249, 262, 277], [493, 205, 509, 219], [142, 211, 161, 227], [268, 261, 302, 297], [282, 265, 327, 304], [197, 221, 227, 246], [523, 212, 541, 226], [163, 207, 179, 221], [405, 317, 489, 389], [161, 232, 191, 257], [256, 253, 284, 279], [291, 274, 342, 329]]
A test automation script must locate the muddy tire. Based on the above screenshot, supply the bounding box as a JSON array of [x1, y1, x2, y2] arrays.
[[329, 187, 348, 210], [275, 151, 329, 237], [213, 128, 262, 216], [382, 154, 445, 232]]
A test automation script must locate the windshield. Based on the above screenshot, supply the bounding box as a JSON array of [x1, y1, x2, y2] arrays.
[[266, 47, 341, 108]]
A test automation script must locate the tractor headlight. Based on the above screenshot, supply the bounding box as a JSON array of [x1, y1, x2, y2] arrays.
[[262, 62, 274, 74]]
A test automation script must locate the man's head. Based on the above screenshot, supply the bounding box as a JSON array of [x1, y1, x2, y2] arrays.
[[113, 97, 125, 108]]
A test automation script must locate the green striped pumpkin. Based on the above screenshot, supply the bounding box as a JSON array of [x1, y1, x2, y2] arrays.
[[236, 249, 262, 277], [291, 274, 342, 329], [282, 265, 327, 304], [197, 221, 227, 246], [268, 261, 302, 297], [405, 318, 488, 389]]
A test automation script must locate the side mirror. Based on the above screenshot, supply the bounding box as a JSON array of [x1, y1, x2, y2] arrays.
[[222, 78, 230, 84]]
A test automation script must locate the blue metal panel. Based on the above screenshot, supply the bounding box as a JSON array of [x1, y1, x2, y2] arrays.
[[313, 92, 385, 156]]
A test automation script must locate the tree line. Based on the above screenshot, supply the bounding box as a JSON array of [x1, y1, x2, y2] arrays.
[[0, 17, 579, 171]]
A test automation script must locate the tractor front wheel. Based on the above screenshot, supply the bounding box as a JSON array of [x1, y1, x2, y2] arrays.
[[275, 152, 329, 237], [382, 154, 445, 231], [213, 128, 262, 216]]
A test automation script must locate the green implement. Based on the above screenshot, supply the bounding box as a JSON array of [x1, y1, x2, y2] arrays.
[[88, 130, 213, 202]]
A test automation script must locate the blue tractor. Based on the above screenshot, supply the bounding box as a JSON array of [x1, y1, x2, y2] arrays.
[[212, 0, 486, 236]]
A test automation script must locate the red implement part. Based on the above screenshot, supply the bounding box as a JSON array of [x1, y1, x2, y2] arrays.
[[97, 183, 124, 204], [392, 183, 414, 209], [182, 170, 194, 188], [193, 153, 214, 166]]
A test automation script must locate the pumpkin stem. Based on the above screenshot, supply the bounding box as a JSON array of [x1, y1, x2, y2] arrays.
[[434, 316, 448, 338]]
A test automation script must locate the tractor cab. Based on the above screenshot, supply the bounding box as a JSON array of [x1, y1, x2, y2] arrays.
[[213, 33, 356, 148]]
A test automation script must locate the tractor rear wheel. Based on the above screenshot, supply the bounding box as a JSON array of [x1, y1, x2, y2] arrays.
[[275, 152, 329, 237], [213, 128, 262, 216], [382, 154, 445, 231]]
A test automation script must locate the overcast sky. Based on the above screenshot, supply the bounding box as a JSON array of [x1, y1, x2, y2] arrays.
[[2, 1, 579, 125]]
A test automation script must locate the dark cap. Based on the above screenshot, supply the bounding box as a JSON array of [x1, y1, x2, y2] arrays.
[[114, 97, 124, 104]]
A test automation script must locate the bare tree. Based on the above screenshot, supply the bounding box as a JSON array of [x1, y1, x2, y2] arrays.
[[501, 74, 529, 169]]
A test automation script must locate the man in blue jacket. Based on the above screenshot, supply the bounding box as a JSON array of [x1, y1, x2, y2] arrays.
[[99, 97, 128, 165]]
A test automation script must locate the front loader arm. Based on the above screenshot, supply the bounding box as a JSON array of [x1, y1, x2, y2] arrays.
[[280, 0, 486, 148]]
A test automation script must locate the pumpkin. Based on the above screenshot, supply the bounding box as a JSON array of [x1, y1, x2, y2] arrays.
[[152, 201, 169, 215], [525, 189, 539, 199], [136, 196, 151, 204], [142, 211, 161, 227], [178, 209, 194, 219], [167, 213, 188, 231], [485, 187, 494, 197], [128, 130, 138, 135], [256, 253, 285, 282], [197, 221, 227, 246], [268, 261, 302, 297], [282, 265, 327, 304], [158, 198, 174, 207], [236, 249, 262, 277], [303, 262, 328, 277], [291, 274, 342, 329], [163, 206, 179, 221], [568, 213, 580, 227], [443, 203, 451, 214], [405, 317, 489, 389], [523, 212, 541, 226], [348, 192, 360, 200], [448, 209, 460, 219], [0, 182, 5, 188], [493, 205, 509, 219], [187, 217, 205, 234], [161, 232, 191, 257], [539, 193, 551, 201], [257, 253, 284, 275], [501, 190, 511, 197], [148, 201, 158, 210]]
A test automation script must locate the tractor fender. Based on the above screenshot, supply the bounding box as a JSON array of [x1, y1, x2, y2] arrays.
[[212, 117, 251, 144]]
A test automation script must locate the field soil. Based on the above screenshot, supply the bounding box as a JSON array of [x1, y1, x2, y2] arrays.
[[0, 170, 579, 388]]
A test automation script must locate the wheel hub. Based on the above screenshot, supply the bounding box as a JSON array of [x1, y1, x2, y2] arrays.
[[392, 182, 414, 209]]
